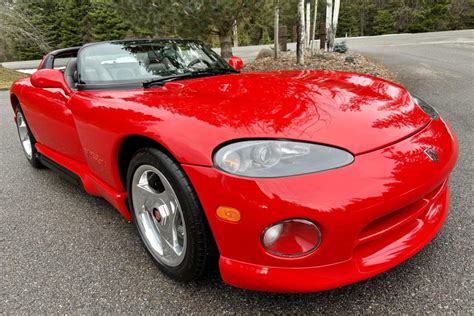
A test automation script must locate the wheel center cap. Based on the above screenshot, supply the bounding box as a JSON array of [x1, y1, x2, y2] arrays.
[[153, 208, 162, 222]]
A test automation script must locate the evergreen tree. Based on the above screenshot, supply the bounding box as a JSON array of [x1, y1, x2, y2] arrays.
[[338, 3, 359, 37], [239, 0, 273, 46], [60, 0, 91, 48], [113, 0, 174, 38], [373, 10, 396, 35], [392, 3, 418, 33], [2, 0, 474, 61], [449, 0, 474, 29], [3, 0, 63, 60], [89, 2, 130, 41], [169, 0, 260, 58]]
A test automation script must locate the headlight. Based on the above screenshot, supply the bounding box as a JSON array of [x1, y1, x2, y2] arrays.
[[213, 140, 354, 178], [410, 93, 439, 120]]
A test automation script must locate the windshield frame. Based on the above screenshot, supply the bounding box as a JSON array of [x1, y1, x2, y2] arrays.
[[76, 39, 236, 91]]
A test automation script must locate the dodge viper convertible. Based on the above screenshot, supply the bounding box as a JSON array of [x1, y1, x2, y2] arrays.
[[10, 39, 458, 293]]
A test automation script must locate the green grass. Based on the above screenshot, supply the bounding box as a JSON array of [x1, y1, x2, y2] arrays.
[[0, 66, 28, 90]]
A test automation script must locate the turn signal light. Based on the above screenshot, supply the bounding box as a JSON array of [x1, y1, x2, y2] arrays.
[[262, 219, 321, 257], [216, 206, 241, 222]]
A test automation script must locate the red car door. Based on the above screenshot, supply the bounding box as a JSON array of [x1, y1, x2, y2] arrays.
[[19, 49, 85, 163], [20, 84, 85, 163]]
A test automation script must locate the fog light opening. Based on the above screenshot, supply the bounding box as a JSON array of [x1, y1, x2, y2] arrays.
[[261, 219, 321, 257]]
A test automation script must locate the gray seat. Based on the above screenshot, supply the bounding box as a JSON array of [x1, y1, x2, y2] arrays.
[[145, 52, 171, 74], [82, 61, 114, 82], [64, 58, 77, 89]]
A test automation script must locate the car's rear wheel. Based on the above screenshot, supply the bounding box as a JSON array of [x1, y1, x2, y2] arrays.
[[127, 148, 215, 281], [15, 107, 42, 168]]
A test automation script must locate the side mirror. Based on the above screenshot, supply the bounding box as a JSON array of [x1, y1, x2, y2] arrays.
[[31, 69, 72, 95], [228, 56, 244, 71]]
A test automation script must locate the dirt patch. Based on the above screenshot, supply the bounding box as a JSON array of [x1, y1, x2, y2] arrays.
[[243, 50, 398, 83], [0, 67, 28, 90]]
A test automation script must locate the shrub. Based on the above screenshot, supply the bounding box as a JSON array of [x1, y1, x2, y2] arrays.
[[334, 41, 348, 53]]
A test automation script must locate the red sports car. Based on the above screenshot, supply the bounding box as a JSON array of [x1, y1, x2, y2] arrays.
[[10, 39, 458, 292]]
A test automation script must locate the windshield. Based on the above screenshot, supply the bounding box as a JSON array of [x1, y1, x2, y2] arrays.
[[77, 40, 233, 86]]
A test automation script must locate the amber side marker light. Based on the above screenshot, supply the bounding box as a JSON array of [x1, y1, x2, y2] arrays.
[[216, 206, 241, 222]]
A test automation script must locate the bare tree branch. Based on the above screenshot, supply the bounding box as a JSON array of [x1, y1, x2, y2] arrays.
[[0, 3, 51, 53]]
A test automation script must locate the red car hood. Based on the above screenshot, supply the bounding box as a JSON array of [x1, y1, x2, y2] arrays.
[[84, 70, 430, 160], [157, 71, 428, 154]]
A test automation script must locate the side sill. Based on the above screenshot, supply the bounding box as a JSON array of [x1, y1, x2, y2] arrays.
[[38, 153, 83, 188]]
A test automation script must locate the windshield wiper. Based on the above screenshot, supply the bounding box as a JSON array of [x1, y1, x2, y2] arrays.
[[143, 68, 239, 88], [194, 68, 240, 75], [143, 73, 195, 88]]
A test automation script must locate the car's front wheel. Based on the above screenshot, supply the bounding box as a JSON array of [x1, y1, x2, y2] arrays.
[[15, 107, 42, 168], [127, 148, 215, 281]]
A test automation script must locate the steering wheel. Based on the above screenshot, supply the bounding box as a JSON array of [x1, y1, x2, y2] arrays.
[[187, 58, 212, 68]]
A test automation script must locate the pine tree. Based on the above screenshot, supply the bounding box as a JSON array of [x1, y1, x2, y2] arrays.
[[373, 10, 396, 35], [338, 2, 359, 36], [113, 0, 173, 38], [168, 0, 259, 58], [2, 0, 474, 61], [60, 0, 91, 48], [7, 0, 63, 60], [89, 2, 130, 41]]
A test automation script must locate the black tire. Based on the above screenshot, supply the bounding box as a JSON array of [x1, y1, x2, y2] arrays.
[[126, 147, 216, 281], [15, 106, 42, 169]]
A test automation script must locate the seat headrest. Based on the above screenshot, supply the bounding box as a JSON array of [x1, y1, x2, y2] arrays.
[[64, 58, 78, 89]]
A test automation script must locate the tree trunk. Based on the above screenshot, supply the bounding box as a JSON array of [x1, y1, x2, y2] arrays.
[[233, 20, 238, 47], [325, 0, 333, 51], [274, 0, 279, 59], [310, 0, 318, 54], [319, 22, 326, 49], [333, 0, 340, 30], [331, 0, 340, 47], [326, 0, 340, 51], [305, 1, 311, 47], [219, 32, 233, 59], [297, 0, 305, 65]]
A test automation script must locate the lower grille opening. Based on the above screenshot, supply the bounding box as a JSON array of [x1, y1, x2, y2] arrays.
[[358, 183, 444, 244]]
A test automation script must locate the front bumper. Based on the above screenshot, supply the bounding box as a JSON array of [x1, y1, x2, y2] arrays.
[[183, 118, 458, 292]]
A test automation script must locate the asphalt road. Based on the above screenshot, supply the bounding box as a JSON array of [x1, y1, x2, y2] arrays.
[[222, 29, 474, 63], [1, 31, 473, 313]]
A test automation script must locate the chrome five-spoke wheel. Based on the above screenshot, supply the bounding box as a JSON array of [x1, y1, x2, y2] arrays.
[[127, 148, 215, 281], [15, 107, 41, 168], [16, 112, 32, 159], [131, 165, 187, 267]]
